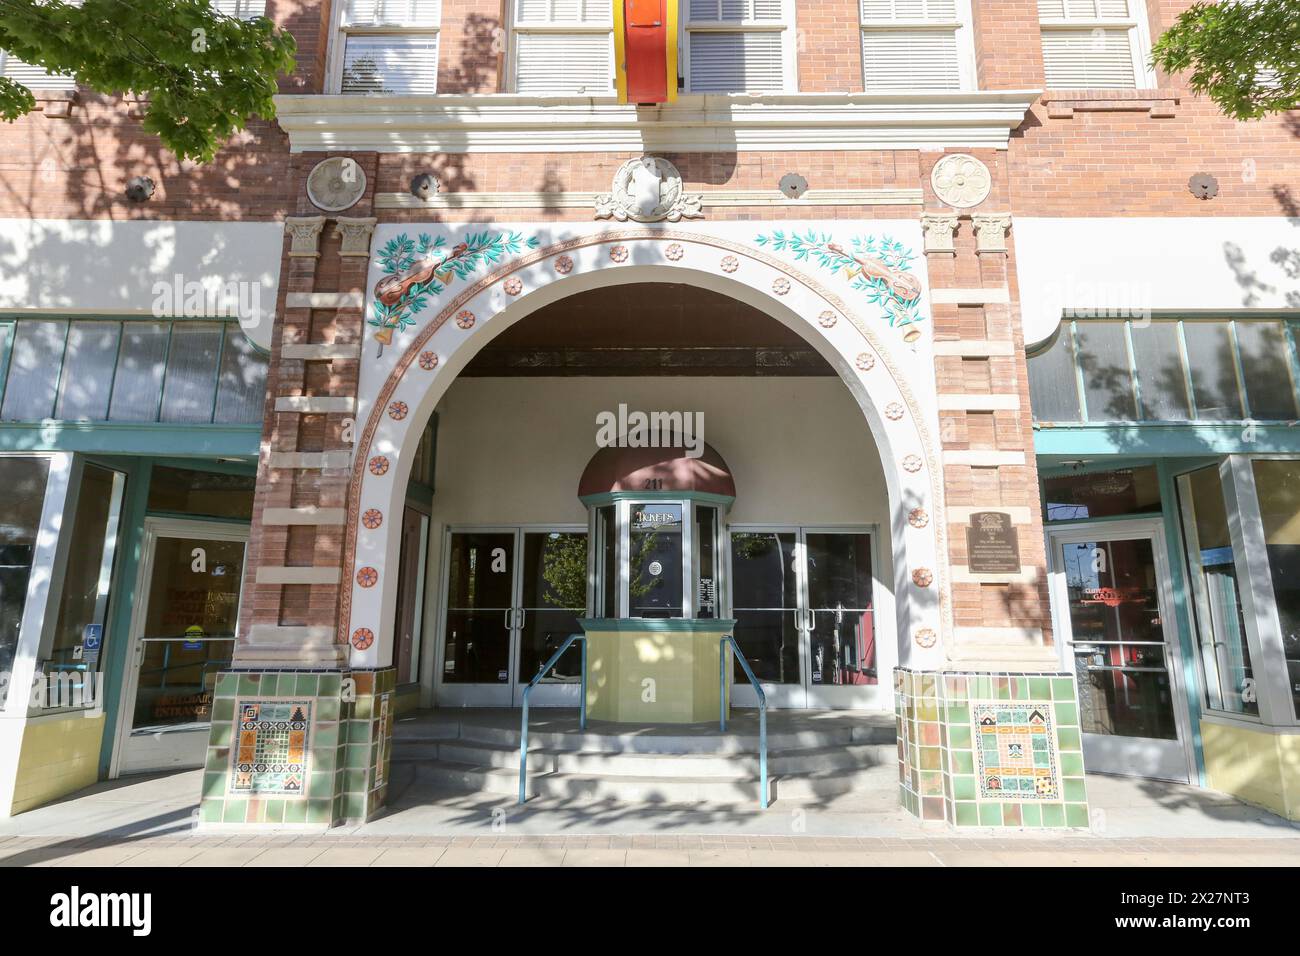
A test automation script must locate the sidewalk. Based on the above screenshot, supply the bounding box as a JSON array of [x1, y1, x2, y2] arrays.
[[0, 768, 1296, 866]]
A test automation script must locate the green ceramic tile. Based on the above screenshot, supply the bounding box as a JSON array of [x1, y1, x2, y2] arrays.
[[237, 674, 262, 697], [1011, 678, 1029, 700], [1041, 803, 1066, 827], [978, 802, 1003, 826], [306, 799, 333, 825], [919, 746, 942, 771], [1057, 727, 1082, 752], [946, 705, 970, 725], [310, 747, 336, 774], [995, 678, 1011, 700], [211, 698, 235, 724], [953, 775, 976, 801], [1054, 702, 1079, 726], [954, 801, 979, 826], [201, 771, 227, 799], [1066, 803, 1090, 828], [209, 722, 232, 747], [344, 793, 366, 821], [215, 673, 238, 698], [295, 674, 320, 696], [973, 676, 993, 699], [221, 799, 248, 824], [317, 696, 340, 722], [949, 725, 972, 749], [309, 771, 334, 798], [264, 799, 286, 824], [199, 798, 225, 824], [1021, 803, 1042, 827], [1028, 677, 1051, 699], [205, 747, 230, 772], [1002, 803, 1022, 827], [283, 799, 308, 824], [1060, 752, 1085, 776], [1064, 778, 1087, 803], [1051, 678, 1075, 700], [346, 742, 372, 769]]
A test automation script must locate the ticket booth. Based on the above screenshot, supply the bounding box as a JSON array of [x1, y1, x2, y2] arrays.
[[578, 442, 737, 722]]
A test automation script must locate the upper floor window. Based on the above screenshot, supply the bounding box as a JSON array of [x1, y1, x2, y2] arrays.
[[1038, 0, 1151, 89], [212, 0, 267, 18], [860, 0, 969, 91], [683, 0, 795, 93], [338, 0, 442, 94], [511, 0, 614, 95]]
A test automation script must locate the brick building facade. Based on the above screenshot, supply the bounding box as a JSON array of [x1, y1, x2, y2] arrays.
[[1, 0, 1297, 827]]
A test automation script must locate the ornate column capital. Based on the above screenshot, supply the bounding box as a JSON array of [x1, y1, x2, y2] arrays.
[[972, 213, 1012, 255], [334, 216, 379, 257], [920, 212, 960, 255], [285, 215, 327, 258]]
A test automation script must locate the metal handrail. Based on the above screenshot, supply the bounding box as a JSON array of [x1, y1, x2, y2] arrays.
[[719, 634, 768, 810], [518, 633, 587, 805]]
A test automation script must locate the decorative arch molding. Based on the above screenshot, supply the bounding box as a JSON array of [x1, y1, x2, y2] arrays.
[[341, 228, 951, 673]]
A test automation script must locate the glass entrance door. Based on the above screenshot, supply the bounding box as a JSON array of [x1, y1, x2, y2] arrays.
[[435, 527, 587, 707], [116, 519, 247, 775], [729, 527, 883, 709], [1048, 521, 1193, 782]]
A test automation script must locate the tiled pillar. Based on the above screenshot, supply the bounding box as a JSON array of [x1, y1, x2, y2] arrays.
[[200, 155, 396, 828], [895, 151, 1090, 828]]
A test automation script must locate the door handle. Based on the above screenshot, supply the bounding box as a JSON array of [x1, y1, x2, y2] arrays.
[[517, 607, 527, 631], [504, 608, 514, 630]]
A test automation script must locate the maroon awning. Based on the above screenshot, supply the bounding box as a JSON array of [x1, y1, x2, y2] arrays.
[[579, 443, 736, 498]]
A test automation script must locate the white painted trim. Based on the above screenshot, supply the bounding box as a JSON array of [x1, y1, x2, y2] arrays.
[[274, 396, 356, 414], [255, 566, 342, 585], [952, 626, 1045, 644], [284, 291, 365, 309], [932, 339, 1015, 356], [943, 449, 1026, 466], [929, 286, 1010, 304], [937, 393, 1020, 410], [272, 90, 1041, 153], [268, 451, 352, 470], [280, 343, 363, 361], [374, 187, 925, 210], [246, 624, 336, 644], [262, 507, 348, 526]]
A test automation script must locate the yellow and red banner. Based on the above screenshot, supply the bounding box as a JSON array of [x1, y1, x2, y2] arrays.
[[615, 0, 678, 105]]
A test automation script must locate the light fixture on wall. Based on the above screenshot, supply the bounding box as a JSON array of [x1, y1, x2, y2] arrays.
[[779, 173, 808, 199], [1188, 173, 1218, 200], [124, 175, 155, 203], [410, 172, 439, 201]]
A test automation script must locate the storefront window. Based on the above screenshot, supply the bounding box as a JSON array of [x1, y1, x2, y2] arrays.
[[42, 463, 126, 711], [1178, 466, 1257, 716], [147, 465, 254, 519], [393, 507, 430, 685], [1249, 459, 1300, 718], [695, 506, 718, 619], [1043, 467, 1162, 521], [0, 457, 50, 707]]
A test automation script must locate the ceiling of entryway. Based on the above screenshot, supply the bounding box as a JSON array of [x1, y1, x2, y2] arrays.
[[461, 283, 835, 376]]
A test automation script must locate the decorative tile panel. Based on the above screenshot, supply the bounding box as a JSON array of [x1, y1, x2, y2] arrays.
[[231, 700, 311, 796], [972, 702, 1059, 800]]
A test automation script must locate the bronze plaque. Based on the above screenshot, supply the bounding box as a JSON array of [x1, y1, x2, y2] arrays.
[[966, 511, 1021, 574]]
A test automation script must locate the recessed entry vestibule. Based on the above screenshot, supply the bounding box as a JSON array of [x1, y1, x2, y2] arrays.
[[419, 371, 898, 712]]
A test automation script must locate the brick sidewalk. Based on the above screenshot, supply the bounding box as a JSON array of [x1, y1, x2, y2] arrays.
[[1, 834, 1296, 867]]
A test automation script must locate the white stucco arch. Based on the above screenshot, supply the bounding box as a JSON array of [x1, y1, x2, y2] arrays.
[[341, 228, 950, 676]]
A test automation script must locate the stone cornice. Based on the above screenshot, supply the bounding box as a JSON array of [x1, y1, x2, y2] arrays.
[[273, 90, 1042, 154]]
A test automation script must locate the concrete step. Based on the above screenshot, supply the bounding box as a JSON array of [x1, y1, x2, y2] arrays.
[[420, 761, 895, 805], [399, 740, 895, 779], [403, 721, 893, 755]]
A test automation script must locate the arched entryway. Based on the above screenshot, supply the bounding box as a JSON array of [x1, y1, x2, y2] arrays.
[[342, 231, 949, 689]]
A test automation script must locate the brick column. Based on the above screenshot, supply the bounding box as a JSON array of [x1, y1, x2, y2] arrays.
[[200, 155, 396, 829], [894, 150, 1090, 829]]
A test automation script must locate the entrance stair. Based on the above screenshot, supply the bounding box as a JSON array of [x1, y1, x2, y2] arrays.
[[390, 709, 897, 807]]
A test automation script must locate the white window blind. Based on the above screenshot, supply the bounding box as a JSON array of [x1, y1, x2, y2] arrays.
[[0, 0, 81, 91], [339, 0, 441, 94], [1038, 0, 1144, 88], [685, 0, 790, 93], [212, 0, 267, 18], [860, 0, 963, 91], [512, 0, 613, 94]]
